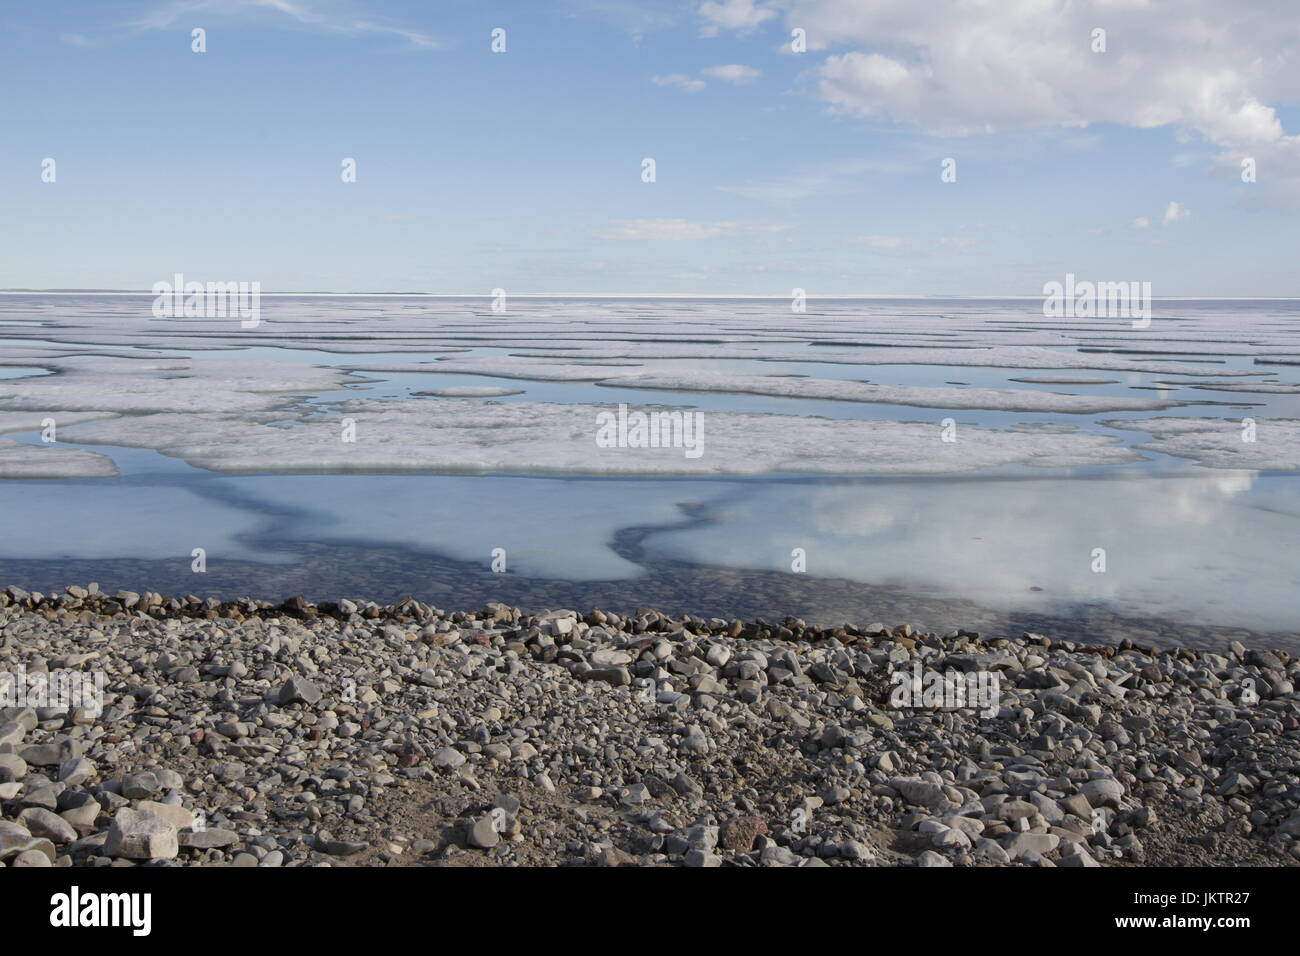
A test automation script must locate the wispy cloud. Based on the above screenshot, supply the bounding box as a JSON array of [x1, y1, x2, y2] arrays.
[[851, 235, 910, 250], [652, 63, 760, 93], [701, 63, 760, 84], [599, 218, 791, 240], [719, 158, 910, 203], [561, 0, 682, 42], [651, 73, 706, 93], [134, 0, 439, 49]]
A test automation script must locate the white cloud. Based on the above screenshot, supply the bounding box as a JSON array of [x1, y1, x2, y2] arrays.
[[651, 73, 707, 93], [1162, 201, 1191, 225], [1131, 216, 1151, 230], [704, 0, 1300, 208], [702, 63, 761, 84], [599, 218, 791, 240], [698, 0, 776, 36], [134, 0, 439, 49]]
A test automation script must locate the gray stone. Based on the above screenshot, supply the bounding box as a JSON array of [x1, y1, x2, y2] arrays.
[[17, 808, 77, 844], [121, 771, 161, 800], [916, 850, 952, 867], [1081, 778, 1124, 809], [178, 827, 239, 848], [105, 808, 179, 860], [430, 747, 466, 770], [1000, 832, 1060, 859], [278, 675, 322, 706], [19, 736, 81, 766], [468, 815, 500, 849]]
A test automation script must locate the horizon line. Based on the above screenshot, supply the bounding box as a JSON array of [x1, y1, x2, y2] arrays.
[[2, 290, 1299, 301]]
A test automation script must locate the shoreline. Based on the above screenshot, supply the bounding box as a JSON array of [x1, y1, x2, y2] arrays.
[[2, 583, 1298, 868], [4, 547, 1295, 656]]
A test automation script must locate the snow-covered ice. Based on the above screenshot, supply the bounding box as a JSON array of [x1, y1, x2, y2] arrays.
[[58, 399, 1144, 476], [1103, 417, 1300, 471], [609, 371, 1184, 413], [0, 437, 119, 479]]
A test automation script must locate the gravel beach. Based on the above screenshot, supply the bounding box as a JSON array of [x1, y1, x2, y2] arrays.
[[1, 583, 1297, 868]]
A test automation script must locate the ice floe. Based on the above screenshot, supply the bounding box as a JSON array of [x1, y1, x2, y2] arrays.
[[608, 371, 1184, 413], [1007, 375, 1119, 385], [0, 411, 119, 433], [0, 356, 354, 414], [59, 399, 1144, 476], [1102, 417, 1300, 471], [0, 437, 119, 479]]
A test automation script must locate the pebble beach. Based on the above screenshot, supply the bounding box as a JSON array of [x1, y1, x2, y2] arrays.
[[2, 583, 1297, 868]]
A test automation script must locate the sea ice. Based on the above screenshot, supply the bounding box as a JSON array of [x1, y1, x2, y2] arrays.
[[608, 371, 1184, 413], [0, 437, 119, 479], [0, 411, 119, 433], [0, 356, 354, 414], [412, 386, 526, 397], [59, 398, 1145, 477], [1101, 417, 1300, 471]]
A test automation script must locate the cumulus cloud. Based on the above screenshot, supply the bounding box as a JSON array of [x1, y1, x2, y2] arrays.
[[704, 0, 1300, 208], [599, 218, 791, 240], [698, 0, 777, 36], [1162, 201, 1191, 225]]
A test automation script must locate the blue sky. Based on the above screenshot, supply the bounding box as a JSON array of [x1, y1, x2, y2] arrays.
[[1, 0, 1297, 295]]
